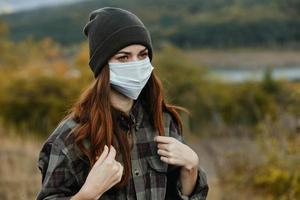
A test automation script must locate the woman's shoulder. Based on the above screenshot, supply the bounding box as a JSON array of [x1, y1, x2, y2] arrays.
[[162, 109, 180, 129], [162, 109, 174, 123], [44, 117, 78, 146], [37, 117, 89, 194], [39, 117, 89, 165], [162, 110, 183, 138], [39, 117, 83, 161]]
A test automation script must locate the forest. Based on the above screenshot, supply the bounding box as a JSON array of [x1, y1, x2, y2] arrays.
[[1, 0, 300, 48]]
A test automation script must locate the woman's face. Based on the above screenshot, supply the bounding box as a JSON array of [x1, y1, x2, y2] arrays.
[[108, 44, 149, 63]]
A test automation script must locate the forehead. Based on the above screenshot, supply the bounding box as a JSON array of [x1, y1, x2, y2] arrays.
[[118, 44, 147, 52]]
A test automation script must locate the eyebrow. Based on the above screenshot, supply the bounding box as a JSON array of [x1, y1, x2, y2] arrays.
[[116, 47, 148, 55]]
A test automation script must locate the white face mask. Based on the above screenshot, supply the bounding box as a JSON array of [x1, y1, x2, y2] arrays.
[[109, 57, 154, 100]]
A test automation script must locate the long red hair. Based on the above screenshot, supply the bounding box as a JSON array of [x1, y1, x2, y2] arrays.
[[65, 64, 188, 187]]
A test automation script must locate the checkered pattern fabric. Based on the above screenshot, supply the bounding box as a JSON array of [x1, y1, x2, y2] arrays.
[[36, 99, 208, 200]]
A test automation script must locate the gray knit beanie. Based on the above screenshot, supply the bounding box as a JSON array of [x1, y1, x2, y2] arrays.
[[83, 7, 153, 78]]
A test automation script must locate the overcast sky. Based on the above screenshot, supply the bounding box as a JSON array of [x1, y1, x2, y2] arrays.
[[0, 0, 86, 14]]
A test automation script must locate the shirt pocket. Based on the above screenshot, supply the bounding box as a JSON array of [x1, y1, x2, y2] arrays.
[[147, 155, 168, 173], [146, 155, 168, 200]]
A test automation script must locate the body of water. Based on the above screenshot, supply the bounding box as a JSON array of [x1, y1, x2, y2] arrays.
[[209, 66, 300, 82]]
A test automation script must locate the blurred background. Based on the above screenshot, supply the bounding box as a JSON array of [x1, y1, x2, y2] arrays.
[[0, 0, 299, 199]]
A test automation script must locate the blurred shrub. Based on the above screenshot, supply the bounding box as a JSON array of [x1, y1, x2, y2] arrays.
[[220, 117, 300, 199], [250, 122, 300, 199], [154, 44, 298, 131], [0, 26, 299, 136], [251, 134, 300, 199], [253, 165, 300, 198], [211, 81, 277, 125], [153, 44, 211, 129], [0, 35, 85, 135], [0, 74, 80, 135]]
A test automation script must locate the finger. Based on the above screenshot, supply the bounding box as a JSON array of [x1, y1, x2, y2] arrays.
[[107, 145, 117, 161], [160, 156, 173, 164], [154, 136, 176, 144], [157, 143, 169, 151], [157, 149, 170, 157], [160, 156, 180, 165], [95, 145, 109, 165]]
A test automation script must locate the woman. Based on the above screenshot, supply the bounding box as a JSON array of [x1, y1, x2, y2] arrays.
[[37, 7, 208, 200]]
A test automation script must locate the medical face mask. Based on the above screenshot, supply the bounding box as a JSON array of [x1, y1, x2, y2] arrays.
[[109, 57, 154, 100]]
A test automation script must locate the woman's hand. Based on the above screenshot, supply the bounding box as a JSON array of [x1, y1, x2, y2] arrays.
[[154, 136, 199, 170], [155, 136, 199, 196], [77, 145, 123, 200]]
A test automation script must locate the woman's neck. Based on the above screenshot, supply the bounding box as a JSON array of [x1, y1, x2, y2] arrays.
[[110, 88, 134, 115]]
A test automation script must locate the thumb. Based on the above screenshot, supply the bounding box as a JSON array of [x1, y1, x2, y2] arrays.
[[106, 145, 117, 161], [95, 145, 109, 166]]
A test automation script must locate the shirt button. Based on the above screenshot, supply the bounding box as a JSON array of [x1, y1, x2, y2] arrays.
[[134, 169, 140, 176]]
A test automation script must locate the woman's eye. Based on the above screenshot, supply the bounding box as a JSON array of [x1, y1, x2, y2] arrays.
[[140, 52, 148, 58], [117, 56, 128, 62]]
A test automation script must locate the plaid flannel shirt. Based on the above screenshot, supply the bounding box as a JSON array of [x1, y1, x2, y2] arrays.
[[36, 99, 209, 200]]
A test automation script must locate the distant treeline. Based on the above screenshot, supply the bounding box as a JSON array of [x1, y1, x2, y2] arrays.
[[0, 0, 300, 48], [164, 20, 300, 48]]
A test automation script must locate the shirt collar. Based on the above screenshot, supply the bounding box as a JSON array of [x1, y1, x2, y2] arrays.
[[118, 98, 144, 132]]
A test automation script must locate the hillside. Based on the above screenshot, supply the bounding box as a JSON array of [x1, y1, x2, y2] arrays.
[[0, 0, 299, 47]]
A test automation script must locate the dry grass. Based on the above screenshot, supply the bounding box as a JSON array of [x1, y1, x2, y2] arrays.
[[1, 119, 298, 200], [0, 125, 223, 200], [187, 134, 263, 200], [0, 126, 42, 200], [0, 127, 277, 200]]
